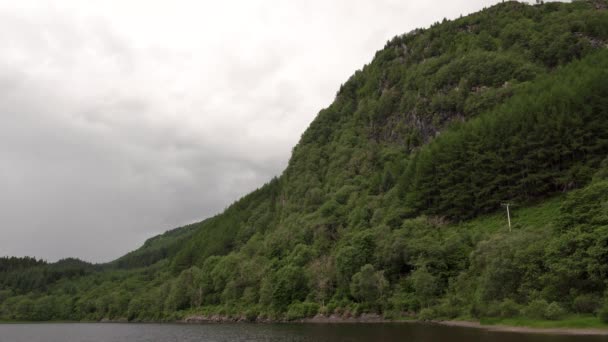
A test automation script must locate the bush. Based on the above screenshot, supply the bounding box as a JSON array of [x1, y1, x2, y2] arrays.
[[524, 299, 549, 319], [388, 289, 418, 313], [351, 303, 365, 317], [286, 302, 320, 321], [573, 294, 600, 314], [481, 301, 501, 318], [470, 301, 485, 318], [418, 308, 435, 321], [499, 299, 521, 318], [244, 308, 259, 322], [434, 302, 461, 319], [325, 301, 338, 315], [544, 302, 566, 320], [469, 300, 508, 318], [598, 303, 608, 323]]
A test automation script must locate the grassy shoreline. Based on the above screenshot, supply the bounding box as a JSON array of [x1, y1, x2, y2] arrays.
[[478, 315, 607, 329], [438, 317, 608, 336]]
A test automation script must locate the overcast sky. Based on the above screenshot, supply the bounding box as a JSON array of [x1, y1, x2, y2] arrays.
[[0, 0, 532, 263]]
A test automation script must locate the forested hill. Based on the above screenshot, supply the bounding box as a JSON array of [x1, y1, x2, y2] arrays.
[[2, 0, 608, 323]]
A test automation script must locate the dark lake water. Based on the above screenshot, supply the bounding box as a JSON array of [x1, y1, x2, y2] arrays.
[[0, 323, 605, 342]]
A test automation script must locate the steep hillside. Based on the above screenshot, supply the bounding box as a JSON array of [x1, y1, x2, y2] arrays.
[[1, 0, 608, 324]]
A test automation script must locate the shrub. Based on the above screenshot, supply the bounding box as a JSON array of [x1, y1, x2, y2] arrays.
[[499, 299, 521, 318], [481, 301, 501, 318], [598, 303, 608, 323], [544, 302, 566, 320], [244, 308, 259, 322], [434, 301, 461, 319], [351, 303, 365, 317], [286, 302, 320, 321], [573, 294, 600, 314], [325, 301, 338, 315], [388, 290, 418, 313], [524, 299, 549, 319], [418, 308, 435, 321]]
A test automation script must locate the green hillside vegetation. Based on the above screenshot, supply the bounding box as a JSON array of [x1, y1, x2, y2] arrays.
[[1, 0, 608, 325], [110, 222, 200, 270]]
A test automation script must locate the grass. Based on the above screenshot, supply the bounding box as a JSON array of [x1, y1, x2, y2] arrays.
[[480, 315, 608, 329], [455, 194, 564, 237]]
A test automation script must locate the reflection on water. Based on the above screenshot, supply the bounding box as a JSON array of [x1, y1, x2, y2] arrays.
[[0, 323, 605, 342]]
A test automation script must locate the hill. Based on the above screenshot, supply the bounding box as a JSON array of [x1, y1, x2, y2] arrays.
[[1, 0, 607, 324]]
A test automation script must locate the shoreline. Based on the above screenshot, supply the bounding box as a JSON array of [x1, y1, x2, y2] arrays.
[[181, 314, 608, 335], [3, 316, 608, 336]]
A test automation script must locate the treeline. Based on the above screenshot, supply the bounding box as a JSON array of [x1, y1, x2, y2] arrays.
[[0, 258, 95, 295], [109, 222, 200, 270], [0, 257, 46, 273]]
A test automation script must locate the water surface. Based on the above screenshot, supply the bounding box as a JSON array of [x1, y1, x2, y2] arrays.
[[0, 323, 605, 342]]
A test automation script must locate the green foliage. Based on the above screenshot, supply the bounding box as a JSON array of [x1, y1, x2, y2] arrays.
[[418, 308, 435, 321], [520, 300, 565, 321], [111, 223, 199, 269], [335, 231, 376, 285], [573, 294, 601, 314], [286, 301, 320, 320], [350, 264, 388, 304], [410, 267, 439, 309], [271, 266, 309, 311], [499, 299, 521, 318], [558, 180, 608, 231], [2, 1, 608, 324], [472, 230, 547, 302], [524, 300, 550, 320], [545, 302, 566, 321], [0, 256, 46, 273], [402, 51, 608, 220], [598, 302, 608, 324]]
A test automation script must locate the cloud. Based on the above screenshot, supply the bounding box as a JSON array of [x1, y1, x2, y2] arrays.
[[0, 0, 517, 262]]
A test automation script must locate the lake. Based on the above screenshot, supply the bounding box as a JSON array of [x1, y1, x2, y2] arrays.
[[0, 323, 605, 342]]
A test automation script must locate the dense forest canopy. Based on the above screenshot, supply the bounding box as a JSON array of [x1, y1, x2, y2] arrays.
[[2, 0, 608, 324]]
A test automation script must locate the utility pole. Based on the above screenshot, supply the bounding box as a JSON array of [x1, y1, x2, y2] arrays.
[[501, 202, 513, 232]]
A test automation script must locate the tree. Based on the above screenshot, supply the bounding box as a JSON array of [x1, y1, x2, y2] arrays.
[[410, 266, 438, 308], [272, 266, 309, 311], [350, 264, 388, 304]]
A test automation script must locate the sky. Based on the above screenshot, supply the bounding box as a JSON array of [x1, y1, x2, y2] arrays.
[[0, 0, 533, 263]]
